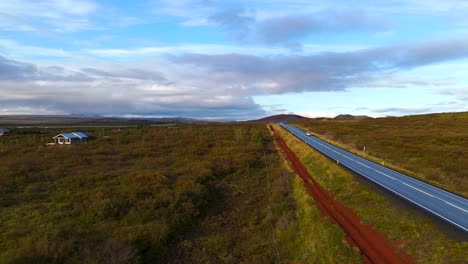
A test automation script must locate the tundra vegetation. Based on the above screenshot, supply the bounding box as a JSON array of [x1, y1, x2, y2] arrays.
[[0, 124, 360, 263], [294, 112, 468, 197], [1, 117, 465, 263], [273, 123, 467, 263]]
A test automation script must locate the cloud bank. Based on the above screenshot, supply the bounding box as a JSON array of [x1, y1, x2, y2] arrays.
[[1, 37, 468, 118]]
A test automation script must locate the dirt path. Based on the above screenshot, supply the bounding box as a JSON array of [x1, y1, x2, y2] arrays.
[[270, 125, 412, 264]]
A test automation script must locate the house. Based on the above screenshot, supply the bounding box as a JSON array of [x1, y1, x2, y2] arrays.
[[53, 132, 89, 145], [0, 128, 11, 136]]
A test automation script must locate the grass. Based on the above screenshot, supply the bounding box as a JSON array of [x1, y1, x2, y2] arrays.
[[0, 124, 290, 263], [273, 124, 468, 264], [269, 126, 361, 263], [161, 125, 361, 263], [286, 175, 361, 263], [2, 120, 465, 263], [0, 123, 363, 263], [294, 112, 468, 197]]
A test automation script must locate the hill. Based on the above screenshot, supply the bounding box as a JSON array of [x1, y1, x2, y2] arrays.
[[0, 115, 217, 126], [334, 114, 372, 120], [248, 114, 307, 123]]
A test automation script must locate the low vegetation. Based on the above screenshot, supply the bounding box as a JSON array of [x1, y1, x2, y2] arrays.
[[294, 112, 468, 197], [0, 124, 360, 263], [165, 126, 361, 263], [2, 116, 464, 263], [1, 125, 278, 262], [274, 124, 467, 263]]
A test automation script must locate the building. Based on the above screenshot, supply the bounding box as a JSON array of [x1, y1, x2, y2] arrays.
[[53, 132, 89, 145], [0, 128, 11, 136]]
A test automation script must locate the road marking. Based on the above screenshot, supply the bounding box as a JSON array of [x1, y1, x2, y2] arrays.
[[446, 202, 468, 213], [291, 126, 460, 201], [281, 124, 468, 220]]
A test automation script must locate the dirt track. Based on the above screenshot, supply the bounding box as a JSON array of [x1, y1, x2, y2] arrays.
[[270, 125, 412, 264]]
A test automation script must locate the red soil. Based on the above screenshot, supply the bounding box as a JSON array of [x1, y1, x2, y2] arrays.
[[269, 125, 413, 264]]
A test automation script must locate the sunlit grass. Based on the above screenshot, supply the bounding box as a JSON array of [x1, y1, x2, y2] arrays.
[[294, 112, 468, 197], [274, 124, 468, 263]]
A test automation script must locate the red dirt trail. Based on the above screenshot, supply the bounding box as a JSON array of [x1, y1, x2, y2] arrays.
[[269, 125, 413, 264]]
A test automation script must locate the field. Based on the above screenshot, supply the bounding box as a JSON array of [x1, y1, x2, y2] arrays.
[[273, 124, 467, 263], [0, 124, 361, 263], [294, 112, 468, 197], [1, 117, 466, 263]]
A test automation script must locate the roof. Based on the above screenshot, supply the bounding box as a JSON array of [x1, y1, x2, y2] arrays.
[[53, 132, 88, 139], [72, 132, 88, 138], [0, 128, 10, 133]]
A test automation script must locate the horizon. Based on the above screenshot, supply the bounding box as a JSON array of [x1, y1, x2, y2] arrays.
[[1, 1, 467, 120], [1, 111, 467, 123]]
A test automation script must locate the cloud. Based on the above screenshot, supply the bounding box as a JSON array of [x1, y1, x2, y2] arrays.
[[0, 39, 71, 59], [209, 7, 255, 40], [2, 37, 468, 119], [0, 12, 54, 34], [372, 107, 432, 114], [0, 55, 91, 81], [0, 55, 265, 119], [170, 38, 468, 94], [257, 10, 386, 45], [0, 0, 99, 32], [437, 87, 468, 101], [153, 1, 389, 49], [81, 67, 168, 82], [0, 55, 38, 80], [363, 75, 453, 88], [392, 39, 468, 67]]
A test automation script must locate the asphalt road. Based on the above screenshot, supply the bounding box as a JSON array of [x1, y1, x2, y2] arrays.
[[280, 123, 468, 232]]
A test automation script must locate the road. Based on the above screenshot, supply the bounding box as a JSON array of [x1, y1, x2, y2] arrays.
[[279, 123, 468, 232]]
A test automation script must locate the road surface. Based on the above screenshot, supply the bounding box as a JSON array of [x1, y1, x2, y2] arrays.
[[279, 123, 468, 232]]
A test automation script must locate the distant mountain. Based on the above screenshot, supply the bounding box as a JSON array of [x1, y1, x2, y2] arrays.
[[0, 115, 219, 126], [247, 114, 308, 123], [334, 114, 372, 120]]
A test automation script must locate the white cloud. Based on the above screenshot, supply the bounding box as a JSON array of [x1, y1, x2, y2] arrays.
[[294, 111, 338, 118], [0, 55, 265, 119], [0, 39, 70, 59], [83, 44, 289, 57], [2, 36, 468, 118], [0, 0, 98, 18], [0, 0, 99, 32]]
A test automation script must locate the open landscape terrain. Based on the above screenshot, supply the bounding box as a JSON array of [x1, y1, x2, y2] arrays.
[[273, 123, 467, 263], [0, 124, 363, 263], [293, 112, 468, 197], [2, 1, 468, 263], [0, 115, 467, 263]]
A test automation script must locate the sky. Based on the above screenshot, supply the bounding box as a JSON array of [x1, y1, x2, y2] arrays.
[[0, 0, 467, 120]]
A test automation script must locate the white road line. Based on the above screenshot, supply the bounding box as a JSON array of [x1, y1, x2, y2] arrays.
[[283, 124, 468, 214], [446, 202, 468, 213]]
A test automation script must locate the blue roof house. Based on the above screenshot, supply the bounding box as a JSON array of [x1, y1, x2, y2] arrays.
[[0, 128, 10, 136], [53, 132, 89, 145]]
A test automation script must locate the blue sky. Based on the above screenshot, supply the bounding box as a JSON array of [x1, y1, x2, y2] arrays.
[[0, 0, 467, 119]]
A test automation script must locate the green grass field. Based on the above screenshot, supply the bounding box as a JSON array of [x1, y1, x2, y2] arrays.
[[294, 112, 468, 197]]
